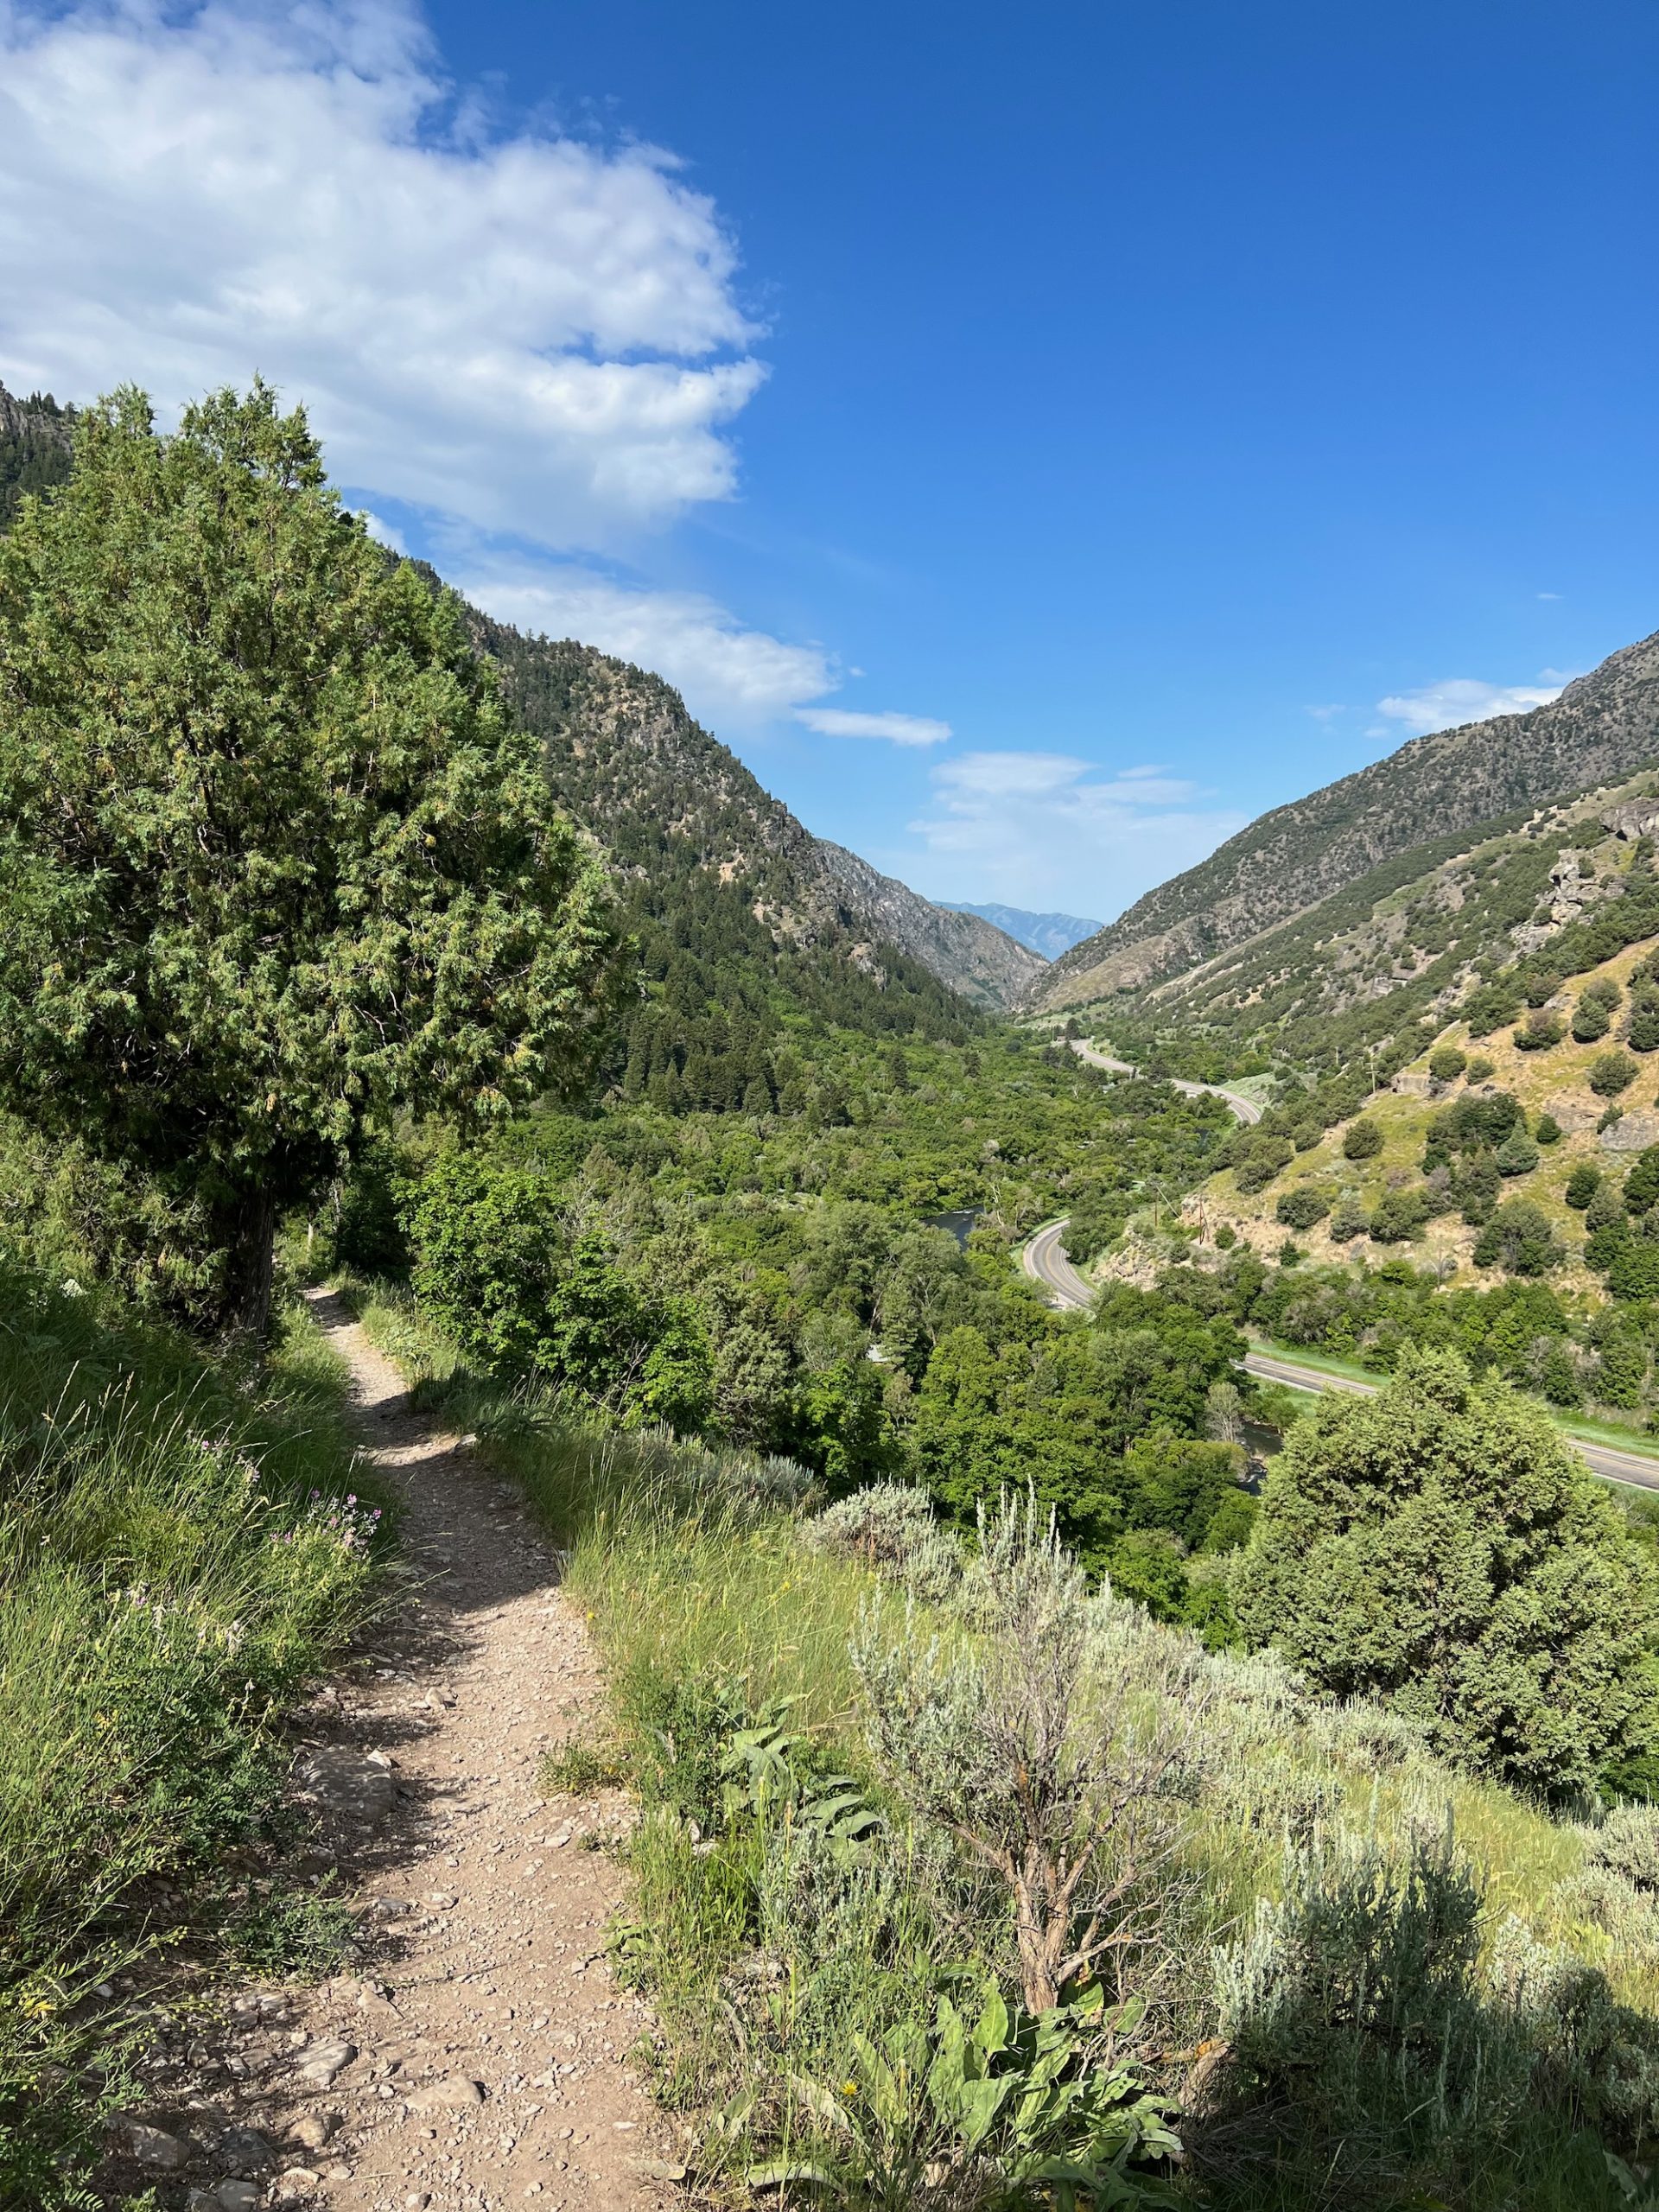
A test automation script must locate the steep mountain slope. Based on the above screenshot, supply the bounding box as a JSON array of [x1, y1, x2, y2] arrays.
[[0, 381, 73, 528], [0, 381, 1031, 1014], [1036, 627, 1659, 1011], [943, 901, 1102, 958], [467, 612, 1044, 1011], [1060, 768, 1659, 1088]]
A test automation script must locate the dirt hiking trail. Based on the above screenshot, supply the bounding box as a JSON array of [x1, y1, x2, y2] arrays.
[[118, 1290, 677, 2212]]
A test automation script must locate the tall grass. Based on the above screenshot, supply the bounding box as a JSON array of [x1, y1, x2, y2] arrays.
[[370, 1322, 1659, 2208], [0, 1259, 383, 2202]]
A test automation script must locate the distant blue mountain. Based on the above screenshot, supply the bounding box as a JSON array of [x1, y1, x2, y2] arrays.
[[941, 902, 1104, 961]]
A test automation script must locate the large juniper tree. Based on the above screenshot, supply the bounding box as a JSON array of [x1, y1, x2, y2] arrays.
[[1233, 1347, 1658, 1793], [0, 382, 617, 1329]]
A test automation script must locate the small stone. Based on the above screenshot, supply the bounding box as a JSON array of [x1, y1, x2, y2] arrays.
[[271, 2170, 321, 2202], [118, 2121, 187, 2171], [213, 2183, 258, 2212], [296, 1746, 397, 1823], [424, 1891, 457, 1910], [406, 2074, 486, 2112], [324, 2163, 353, 2181], [405, 2196, 432, 2209], [297, 2037, 357, 2088], [216, 2126, 275, 2176], [287, 2112, 334, 2151]]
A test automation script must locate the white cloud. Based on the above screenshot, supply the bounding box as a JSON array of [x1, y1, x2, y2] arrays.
[[1537, 591, 1562, 601], [793, 707, 951, 747], [1306, 702, 1344, 722], [899, 750, 1248, 920], [1369, 676, 1565, 740], [458, 565, 836, 728], [357, 508, 407, 555], [0, 0, 763, 549]]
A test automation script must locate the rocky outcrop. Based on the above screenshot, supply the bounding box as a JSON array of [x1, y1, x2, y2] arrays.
[[812, 843, 1046, 1009], [0, 377, 74, 530]]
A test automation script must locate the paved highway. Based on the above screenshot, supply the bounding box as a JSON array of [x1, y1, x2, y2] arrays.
[[1242, 1349, 1659, 1494], [1067, 1039, 1265, 1125], [1023, 1051, 1659, 1493]]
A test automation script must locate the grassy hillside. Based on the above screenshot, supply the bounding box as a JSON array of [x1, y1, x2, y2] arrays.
[[1195, 931, 1659, 1281], [0, 1257, 381, 2202], [343, 1305, 1659, 2212], [1037, 626, 1659, 1011]]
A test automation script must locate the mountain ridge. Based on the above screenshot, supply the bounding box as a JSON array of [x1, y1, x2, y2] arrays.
[[0, 378, 1035, 1013], [942, 901, 1103, 959], [1034, 626, 1659, 1013]]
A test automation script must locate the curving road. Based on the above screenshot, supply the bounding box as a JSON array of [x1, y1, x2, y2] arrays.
[[1067, 1039, 1264, 1125], [1024, 1044, 1659, 1493]]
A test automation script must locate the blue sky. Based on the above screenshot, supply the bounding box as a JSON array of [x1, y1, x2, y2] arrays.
[[2, 2, 1656, 918]]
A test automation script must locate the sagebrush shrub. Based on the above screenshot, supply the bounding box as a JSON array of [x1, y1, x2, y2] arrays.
[[804, 1481, 963, 1601]]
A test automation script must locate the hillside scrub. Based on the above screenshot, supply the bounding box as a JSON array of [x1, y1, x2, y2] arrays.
[[0, 382, 617, 1332], [0, 1257, 381, 2199], [1233, 1348, 1659, 1793], [394, 1327, 1659, 2211]]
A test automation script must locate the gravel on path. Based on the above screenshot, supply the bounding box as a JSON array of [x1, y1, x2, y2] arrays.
[[109, 1289, 677, 2212]]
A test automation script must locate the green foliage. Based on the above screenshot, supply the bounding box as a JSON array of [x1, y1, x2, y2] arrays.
[[0, 1262, 377, 2195], [0, 384, 616, 1328], [1495, 1125, 1542, 1176], [1473, 1198, 1564, 1274], [1274, 1186, 1330, 1230], [1341, 1117, 1383, 1160], [774, 1979, 1179, 2209], [1233, 1350, 1659, 1792], [1430, 1044, 1468, 1083], [404, 1151, 713, 1433], [1568, 1162, 1605, 1209], [1368, 1186, 1433, 1243], [1592, 1051, 1642, 1097], [1516, 1009, 1567, 1051], [1329, 1192, 1369, 1240]]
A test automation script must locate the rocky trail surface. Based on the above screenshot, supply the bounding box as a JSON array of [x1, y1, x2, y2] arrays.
[[105, 1289, 674, 2212]]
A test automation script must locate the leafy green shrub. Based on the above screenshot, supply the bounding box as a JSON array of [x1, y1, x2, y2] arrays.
[[404, 1151, 714, 1433], [1232, 1133, 1295, 1194], [1495, 1126, 1541, 1177], [1368, 1188, 1431, 1243], [1535, 1112, 1562, 1144], [1567, 1162, 1604, 1209], [1586, 1180, 1628, 1232], [1515, 1010, 1567, 1051], [1473, 1198, 1564, 1274], [1589, 1806, 1659, 1893], [1624, 1146, 1659, 1214], [1275, 1185, 1331, 1230], [1291, 1120, 1324, 1151], [1467, 1055, 1496, 1081], [1592, 1051, 1641, 1097], [1341, 1118, 1383, 1160], [1233, 1350, 1657, 1792], [1575, 988, 1618, 1043], [1429, 1045, 1468, 1084], [1213, 1223, 1236, 1249], [1329, 1194, 1369, 1241]]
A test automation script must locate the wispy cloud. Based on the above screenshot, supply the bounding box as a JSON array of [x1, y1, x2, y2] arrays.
[[458, 564, 836, 727], [0, 0, 762, 550], [899, 750, 1247, 920], [793, 707, 951, 747], [1369, 676, 1567, 740]]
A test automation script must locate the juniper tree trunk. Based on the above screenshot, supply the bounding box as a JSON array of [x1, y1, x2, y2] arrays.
[[222, 1189, 277, 1338]]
